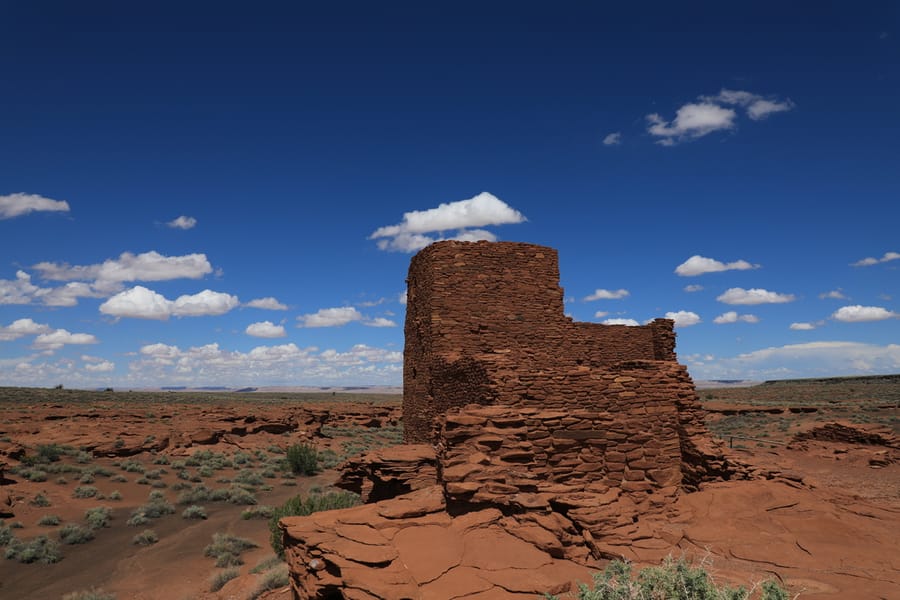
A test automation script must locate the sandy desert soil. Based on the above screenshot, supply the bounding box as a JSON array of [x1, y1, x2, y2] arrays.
[[0, 379, 898, 600]]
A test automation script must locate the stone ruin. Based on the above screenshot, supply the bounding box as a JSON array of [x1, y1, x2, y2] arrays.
[[281, 241, 753, 599]]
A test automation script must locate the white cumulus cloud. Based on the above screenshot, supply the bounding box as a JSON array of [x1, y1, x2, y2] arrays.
[[99, 286, 239, 320], [851, 251, 900, 267], [366, 317, 398, 328], [84, 359, 115, 373], [603, 318, 640, 326], [167, 215, 197, 229], [717, 288, 796, 305], [245, 321, 287, 338], [33, 329, 98, 351], [0, 318, 52, 341], [675, 255, 759, 276], [34, 251, 212, 286], [370, 192, 527, 252], [790, 322, 817, 331], [584, 288, 630, 301], [0, 193, 70, 219], [665, 310, 701, 327], [298, 307, 363, 328], [832, 305, 898, 323], [245, 297, 288, 310], [602, 132, 622, 146], [713, 311, 759, 324]]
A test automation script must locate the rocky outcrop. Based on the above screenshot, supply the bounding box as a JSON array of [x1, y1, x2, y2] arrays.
[[282, 241, 754, 598], [335, 445, 437, 503], [791, 421, 899, 448]]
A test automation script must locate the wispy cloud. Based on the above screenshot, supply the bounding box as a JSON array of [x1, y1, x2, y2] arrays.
[[297, 306, 363, 327], [370, 192, 527, 252], [684, 284, 704, 293], [717, 287, 796, 305], [602, 132, 621, 146], [166, 215, 197, 230], [602, 318, 640, 326], [675, 255, 759, 276], [0, 193, 70, 219], [713, 311, 759, 324], [366, 317, 397, 328], [790, 322, 817, 331], [584, 288, 630, 301], [819, 289, 847, 300], [99, 286, 239, 320], [245, 297, 288, 310], [647, 89, 794, 145], [851, 251, 900, 267]]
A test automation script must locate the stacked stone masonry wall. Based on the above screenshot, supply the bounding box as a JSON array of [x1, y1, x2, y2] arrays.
[[404, 241, 676, 444]]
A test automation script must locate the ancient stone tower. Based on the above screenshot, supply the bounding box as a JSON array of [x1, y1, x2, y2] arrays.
[[403, 240, 728, 493]]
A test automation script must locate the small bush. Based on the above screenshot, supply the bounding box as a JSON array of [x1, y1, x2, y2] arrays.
[[210, 568, 240, 592], [285, 443, 319, 475], [546, 557, 791, 600], [120, 460, 144, 474], [109, 490, 123, 501], [126, 512, 149, 527], [59, 523, 94, 545], [62, 588, 116, 600], [30, 493, 51, 507], [204, 532, 258, 567], [0, 524, 14, 545], [74, 450, 93, 464], [4, 534, 62, 563], [111, 474, 128, 483], [249, 564, 289, 599], [153, 455, 170, 465], [38, 514, 61, 526], [250, 554, 283, 573], [241, 505, 273, 520], [79, 473, 95, 484], [182, 505, 208, 520], [72, 486, 99, 499], [85, 506, 112, 529], [234, 469, 264, 486], [227, 486, 257, 505], [36, 443, 65, 463], [132, 529, 158, 546], [269, 491, 360, 558], [25, 469, 48, 482]]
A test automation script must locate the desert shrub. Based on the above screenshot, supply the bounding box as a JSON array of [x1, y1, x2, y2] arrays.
[[171, 481, 191, 491], [241, 505, 273, 520], [250, 554, 283, 574], [85, 506, 112, 529], [38, 514, 61, 526], [232, 451, 252, 465], [62, 588, 116, 600], [59, 523, 94, 545], [176, 484, 211, 505], [109, 490, 122, 500], [198, 466, 214, 478], [227, 486, 258, 505], [285, 443, 319, 475], [268, 491, 360, 558], [176, 469, 191, 480], [30, 492, 51, 507], [547, 557, 790, 600], [0, 523, 14, 546], [210, 568, 240, 592], [249, 564, 289, 599], [204, 532, 258, 567], [119, 460, 144, 473], [152, 455, 170, 465], [135, 476, 150, 485], [56, 476, 68, 485], [79, 472, 95, 484], [74, 450, 93, 464], [132, 529, 158, 546], [126, 512, 149, 527], [36, 443, 65, 463], [8, 521, 23, 529], [182, 505, 208, 520], [4, 534, 62, 563], [150, 480, 167, 489], [85, 465, 113, 478], [72, 485, 99, 498], [111, 474, 128, 483], [234, 469, 264, 486], [25, 469, 48, 482], [144, 469, 163, 480], [267, 444, 283, 454]]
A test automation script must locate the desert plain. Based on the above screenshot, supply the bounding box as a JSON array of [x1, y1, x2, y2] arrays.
[[0, 375, 898, 600]]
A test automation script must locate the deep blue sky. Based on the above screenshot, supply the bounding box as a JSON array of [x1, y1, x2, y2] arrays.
[[1, 2, 897, 387]]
